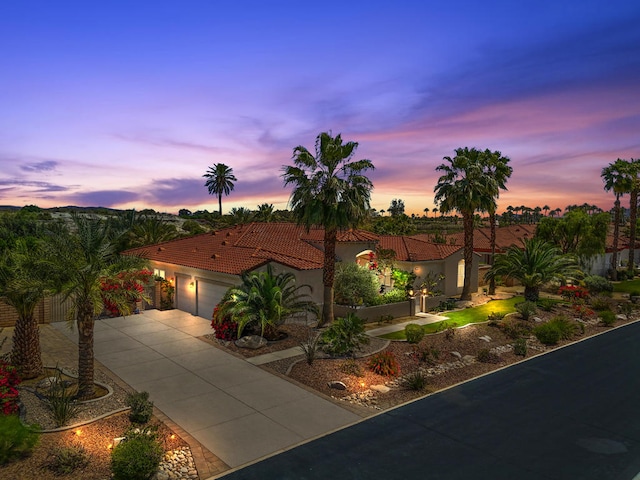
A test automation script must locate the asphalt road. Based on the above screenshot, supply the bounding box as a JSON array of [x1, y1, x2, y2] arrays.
[[218, 321, 640, 480]]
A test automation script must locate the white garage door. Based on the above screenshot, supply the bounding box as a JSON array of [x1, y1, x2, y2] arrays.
[[175, 274, 196, 315], [196, 280, 230, 320]]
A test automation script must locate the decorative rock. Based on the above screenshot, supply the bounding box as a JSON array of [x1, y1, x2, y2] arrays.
[[235, 335, 268, 349], [37, 376, 60, 388], [450, 351, 462, 359], [370, 384, 390, 393], [462, 355, 475, 365], [328, 381, 347, 390], [155, 472, 170, 480], [455, 301, 474, 308], [533, 317, 543, 323], [617, 314, 627, 321], [478, 335, 492, 342]]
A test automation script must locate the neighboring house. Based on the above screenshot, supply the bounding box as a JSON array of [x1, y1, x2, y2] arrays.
[[123, 222, 471, 320]]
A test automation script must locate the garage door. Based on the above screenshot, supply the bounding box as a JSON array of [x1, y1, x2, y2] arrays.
[[175, 274, 196, 315], [196, 280, 230, 320]]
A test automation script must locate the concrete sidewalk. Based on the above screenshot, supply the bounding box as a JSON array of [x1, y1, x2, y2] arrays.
[[51, 310, 362, 470], [365, 312, 449, 337]]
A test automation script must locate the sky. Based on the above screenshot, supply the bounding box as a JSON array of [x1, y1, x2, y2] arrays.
[[1, 0, 639, 216]]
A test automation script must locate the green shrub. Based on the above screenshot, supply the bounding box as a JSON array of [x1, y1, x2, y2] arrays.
[[111, 427, 163, 480], [444, 325, 456, 340], [45, 445, 89, 475], [404, 371, 427, 391], [476, 348, 499, 363], [487, 311, 506, 321], [411, 345, 440, 365], [599, 310, 616, 327], [499, 318, 532, 340], [126, 391, 154, 424], [405, 324, 425, 344], [340, 359, 363, 377], [320, 313, 370, 357], [619, 302, 634, 317], [367, 351, 400, 376], [583, 275, 614, 295], [533, 323, 561, 345], [299, 329, 321, 366], [548, 315, 579, 340], [370, 288, 407, 305], [0, 415, 40, 465], [513, 338, 527, 357], [44, 370, 81, 428], [536, 298, 557, 312], [515, 301, 538, 321], [333, 262, 380, 306], [590, 296, 612, 312]]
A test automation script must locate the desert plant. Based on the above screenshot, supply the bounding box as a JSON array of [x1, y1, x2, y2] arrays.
[[45, 445, 89, 475], [299, 329, 321, 365], [536, 298, 557, 312], [498, 317, 532, 340], [533, 322, 561, 345], [411, 345, 440, 365], [487, 311, 506, 321], [599, 310, 616, 327], [476, 348, 499, 363], [0, 415, 40, 465], [590, 296, 612, 312], [444, 325, 456, 340], [340, 359, 364, 377], [126, 391, 154, 424], [582, 275, 613, 295], [320, 313, 370, 357], [44, 370, 81, 428], [513, 337, 527, 357], [515, 301, 537, 321], [404, 371, 427, 391], [367, 351, 400, 377], [619, 302, 634, 317], [405, 324, 425, 344], [111, 426, 163, 480], [0, 362, 21, 415]]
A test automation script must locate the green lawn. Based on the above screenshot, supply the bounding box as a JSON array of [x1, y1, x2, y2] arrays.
[[380, 296, 524, 340], [613, 279, 640, 294]]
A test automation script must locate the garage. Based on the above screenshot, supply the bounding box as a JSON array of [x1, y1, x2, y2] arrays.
[[196, 279, 230, 320], [175, 274, 196, 315]]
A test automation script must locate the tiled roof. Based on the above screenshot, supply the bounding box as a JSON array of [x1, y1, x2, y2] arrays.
[[300, 228, 380, 243], [378, 235, 462, 261]]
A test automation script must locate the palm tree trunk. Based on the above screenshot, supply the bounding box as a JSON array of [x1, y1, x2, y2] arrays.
[[320, 228, 337, 326], [77, 306, 95, 399], [628, 189, 638, 276], [11, 313, 43, 379], [524, 286, 538, 302], [488, 211, 497, 295], [461, 211, 474, 301], [611, 196, 620, 280], [218, 193, 223, 216]]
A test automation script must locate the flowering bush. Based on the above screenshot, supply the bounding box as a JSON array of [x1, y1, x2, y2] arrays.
[[211, 306, 238, 341], [101, 269, 154, 316], [572, 304, 595, 319], [367, 251, 378, 271], [558, 285, 589, 302], [367, 351, 400, 377], [0, 363, 21, 416]]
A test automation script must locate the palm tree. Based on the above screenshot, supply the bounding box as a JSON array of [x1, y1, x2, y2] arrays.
[[229, 207, 253, 225], [54, 215, 149, 399], [254, 203, 275, 222], [203, 163, 237, 215], [625, 159, 640, 275], [480, 149, 512, 295], [434, 147, 498, 300], [485, 238, 581, 302], [602, 159, 632, 280], [217, 265, 318, 339], [543, 205, 550, 217], [282, 131, 374, 325], [0, 240, 50, 378], [127, 214, 178, 248]]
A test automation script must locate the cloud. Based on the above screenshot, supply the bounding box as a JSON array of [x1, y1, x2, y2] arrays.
[[67, 190, 141, 207], [0, 179, 70, 193], [113, 132, 227, 154], [19, 160, 58, 172]]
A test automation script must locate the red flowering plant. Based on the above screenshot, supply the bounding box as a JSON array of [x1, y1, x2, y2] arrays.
[[573, 304, 595, 320], [0, 362, 21, 415], [367, 251, 378, 271], [211, 304, 238, 341], [558, 285, 589, 303], [100, 269, 154, 316]]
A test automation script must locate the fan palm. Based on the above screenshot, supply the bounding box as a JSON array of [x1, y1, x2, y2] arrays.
[[485, 238, 581, 302], [282, 132, 374, 325], [203, 163, 237, 215], [434, 147, 498, 300]]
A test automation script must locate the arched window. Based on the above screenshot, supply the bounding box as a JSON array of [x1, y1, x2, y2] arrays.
[[457, 259, 465, 288]]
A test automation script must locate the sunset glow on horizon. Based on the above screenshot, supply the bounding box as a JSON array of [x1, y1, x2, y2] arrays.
[[1, 1, 639, 216]]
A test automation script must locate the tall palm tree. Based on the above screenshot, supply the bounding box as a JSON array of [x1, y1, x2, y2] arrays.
[[602, 158, 632, 280], [54, 215, 149, 399], [254, 203, 275, 223], [543, 205, 550, 217], [217, 265, 318, 339], [203, 163, 237, 215], [480, 149, 513, 295], [282, 131, 374, 325], [625, 159, 640, 275], [434, 147, 498, 300], [0, 240, 50, 378], [485, 238, 581, 302]]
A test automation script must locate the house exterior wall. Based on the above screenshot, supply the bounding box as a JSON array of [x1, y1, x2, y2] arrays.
[[335, 241, 378, 263]]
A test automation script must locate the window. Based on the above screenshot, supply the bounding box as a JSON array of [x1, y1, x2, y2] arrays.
[[457, 260, 465, 288], [153, 268, 165, 279]]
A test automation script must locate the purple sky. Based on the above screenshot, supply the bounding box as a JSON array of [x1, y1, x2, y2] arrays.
[[1, 1, 639, 215]]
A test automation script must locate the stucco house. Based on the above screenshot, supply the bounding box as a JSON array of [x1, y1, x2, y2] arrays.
[[123, 222, 475, 320]]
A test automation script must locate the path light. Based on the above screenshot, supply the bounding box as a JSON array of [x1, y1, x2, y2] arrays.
[[75, 429, 82, 436], [359, 381, 366, 388], [170, 434, 176, 440]]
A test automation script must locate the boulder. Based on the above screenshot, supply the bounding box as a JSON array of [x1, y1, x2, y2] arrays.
[[478, 335, 492, 343], [370, 384, 390, 394], [235, 335, 267, 349], [450, 351, 462, 359], [462, 355, 475, 365], [328, 381, 347, 390]]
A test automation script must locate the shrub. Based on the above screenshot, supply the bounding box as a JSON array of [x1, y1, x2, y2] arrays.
[[549, 315, 579, 340], [476, 348, 499, 363], [572, 304, 594, 320], [367, 351, 400, 377], [515, 301, 538, 321], [0, 362, 21, 415], [405, 324, 425, 344], [211, 305, 239, 341], [411, 345, 440, 365], [513, 338, 527, 357], [45, 445, 89, 475], [404, 371, 427, 391], [0, 415, 40, 465], [599, 310, 616, 327], [498, 318, 532, 340], [583, 275, 613, 295], [111, 427, 163, 480], [377, 314, 394, 325], [619, 302, 634, 317], [370, 288, 408, 305], [444, 325, 456, 341], [44, 370, 81, 428], [558, 285, 589, 302], [126, 391, 154, 424], [590, 296, 612, 312], [533, 322, 561, 345], [299, 329, 321, 366], [340, 359, 363, 377], [536, 298, 557, 312], [320, 313, 370, 357], [333, 262, 380, 306], [487, 311, 506, 321]]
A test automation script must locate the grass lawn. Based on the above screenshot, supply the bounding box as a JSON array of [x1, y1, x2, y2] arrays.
[[613, 279, 640, 294], [380, 296, 524, 340]]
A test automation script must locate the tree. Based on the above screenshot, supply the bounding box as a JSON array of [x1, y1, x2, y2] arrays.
[[217, 265, 318, 338], [282, 131, 374, 325], [602, 159, 633, 280], [388, 199, 405, 217], [203, 163, 237, 215], [485, 238, 581, 302], [254, 203, 275, 223], [434, 147, 498, 300], [625, 159, 640, 274], [228, 207, 253, 225], [480, 149, 512, 295], [53, 215, 150, 399]]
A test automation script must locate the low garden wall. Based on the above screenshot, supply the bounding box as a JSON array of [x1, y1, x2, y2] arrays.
[[334, 302, 413, 323]]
